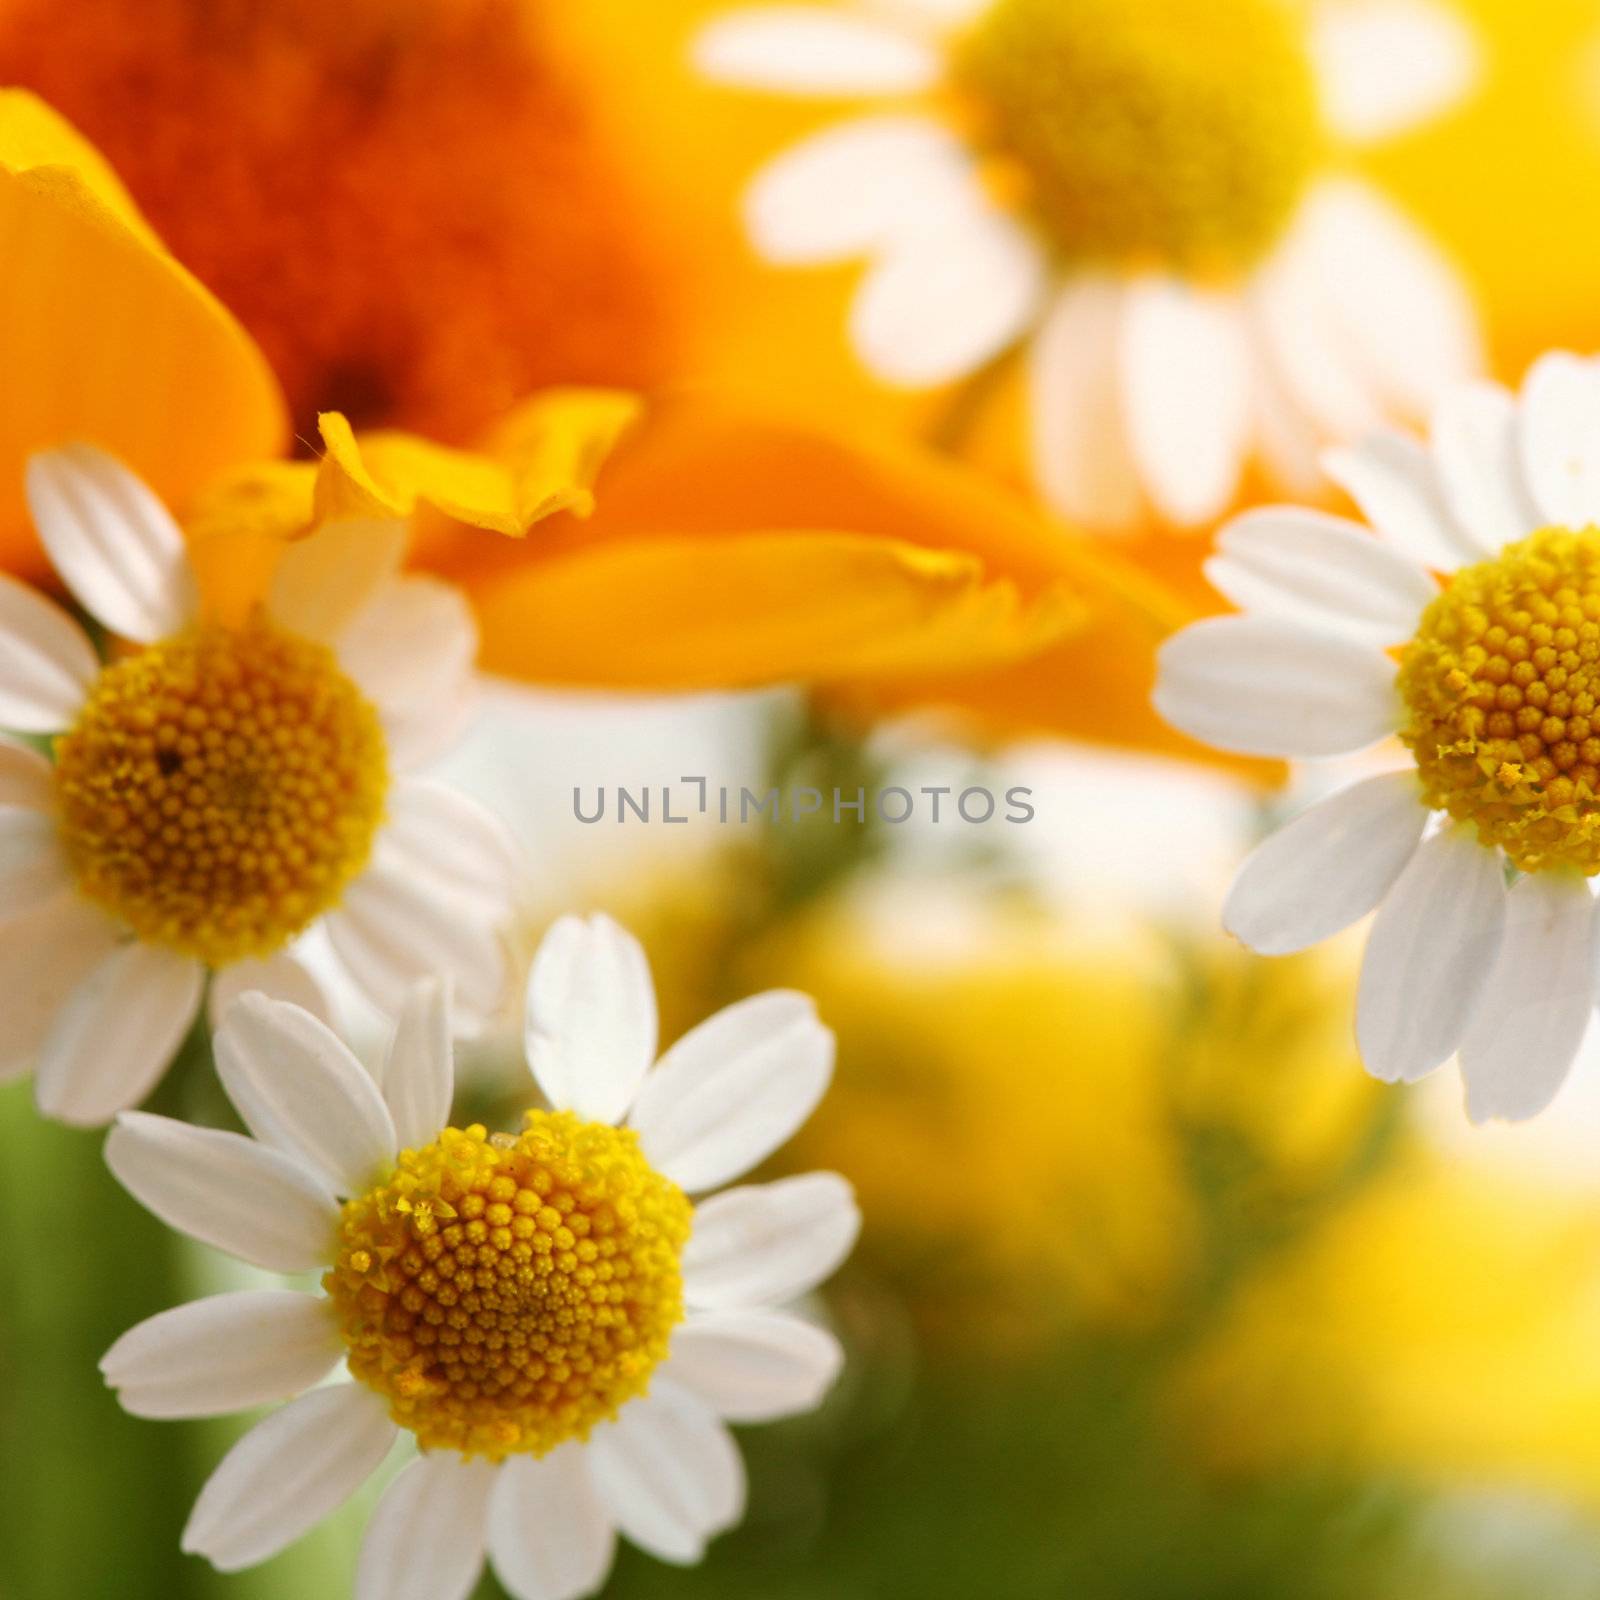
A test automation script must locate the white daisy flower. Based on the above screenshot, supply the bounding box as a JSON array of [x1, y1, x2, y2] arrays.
[[694, 0, 1483, 531], [1153, 352, 1600, 1123], [102, 914, 856, 1598], [0, 443, 517, 1125]]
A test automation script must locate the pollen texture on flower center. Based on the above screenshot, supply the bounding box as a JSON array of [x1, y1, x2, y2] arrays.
[[1400, 528, 1600, 873], [329, 1114, 692, 1460], [955, 0, 1320, 273], [53, 616, 387, 965]]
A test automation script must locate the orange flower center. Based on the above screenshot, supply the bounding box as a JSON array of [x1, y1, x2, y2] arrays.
[[0, 0, 677, 441]]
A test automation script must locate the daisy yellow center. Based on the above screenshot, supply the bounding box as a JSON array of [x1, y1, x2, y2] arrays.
[[53, 617, 388, 965], [955, 0, 1320, 273], [328, 1114, 692, 1460], [1400, 528, 1600, 873]]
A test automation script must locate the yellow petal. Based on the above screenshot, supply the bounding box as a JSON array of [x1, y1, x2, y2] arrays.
[[416, 391, 1266, 776], [826, 531, 1284, 783], [468, 530, 1078, 688], [0, 91, 287, 575], [182, 460, 317, 626], [412, 391, 1104, 687], [312, 391, 641, 534]]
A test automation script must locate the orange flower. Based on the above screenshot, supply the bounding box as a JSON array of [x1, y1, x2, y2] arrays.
[[0, 87, 1250, 769], [0, 0, 683, 445]]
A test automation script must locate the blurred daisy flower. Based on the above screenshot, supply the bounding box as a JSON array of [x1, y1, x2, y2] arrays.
[[0, 443, 518, 1126], [1155, 352, 1600, 1121], [101, 916, 856, 1597], [695, 0, 1483, 530]]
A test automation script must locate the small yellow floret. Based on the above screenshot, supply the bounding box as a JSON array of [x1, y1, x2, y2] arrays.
[[328, 1114, 692, 1460], [1400, 527, 1600, 873], [956, 0, 1320, 273], [54, 615, 387, 964]]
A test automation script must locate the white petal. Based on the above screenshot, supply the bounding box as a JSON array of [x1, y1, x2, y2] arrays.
[[1247, 324, 1326, 499], [0, 809, 71, 922], [378, 781, 519, 920], [743, 114, 973, 264], [0, 894, 119, 1080], [1459, 873, 1597, 1124], [1028, 278, 1144, 529], [524, 913, 657, 1123], [268, 518, 407, 643], [1204, 508, 1435, 644], [630, 991, 834, 1193], [1223, 772, 1427, 954], [327, 867, 506, 1029], [1250, 227, 1387, 444], [338, 576, 477, 768], [694, 7, 940, 94], [1121, 278, 1251, 526], [355, 1455, 495, 1600], [1518, 352, 1600, 530], [381, 977, 454, 1151], [34, 943, 203, 1125], [1303, 182, 1481, 422], [1153, 614, 1398, 759], [683, 1172, 860, 1309], [105, 1111, 340, 1273], [214, 992, 397, 1196], [1313, 0, 1481, 143], [1430, 380, 1543, 553], [0, 732, 56, 810], [383, 681, 477, 772], [1323, 430, 1473, 571], [668, 1309, 844, 1423], [850, 201, 1045, 387], [489, 1447, 616, 1600], [24, 446, 196, 643], [0, 573, 98, 731], [1356, 825, 1507, 1083], [587, 1379, 745, 1566], [208, 952, 336, 1033], [182, 1384, 396, 1573], [101, 1291, 342, 1419]]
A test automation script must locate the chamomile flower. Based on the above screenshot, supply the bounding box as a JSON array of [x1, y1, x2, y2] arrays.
[[1153, 352, 1600, 1122], [695, 0, 1482, 530], [0, 443, 516, 1125], [102, 915, 855, 1598]]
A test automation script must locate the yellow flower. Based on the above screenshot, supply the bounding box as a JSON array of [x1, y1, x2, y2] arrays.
[[733, 893, 1377, 1342], [0, 89, 1246, 768], [562, 860, 1600, 1507], [1176, 1153, 1600, 1504]]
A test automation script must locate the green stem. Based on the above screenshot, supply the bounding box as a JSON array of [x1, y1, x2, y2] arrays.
[[0, 1080, 206, 1600]]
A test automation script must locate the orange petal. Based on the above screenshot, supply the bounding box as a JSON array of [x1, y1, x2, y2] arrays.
[[0, 91, 286, 575]]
